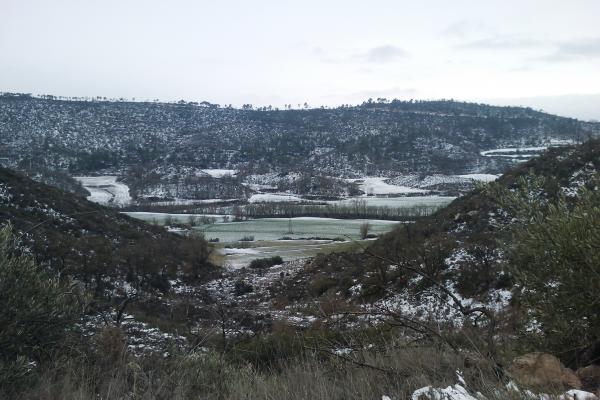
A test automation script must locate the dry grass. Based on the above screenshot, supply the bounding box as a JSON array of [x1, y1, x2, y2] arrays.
[[10, 335, 540, 400]]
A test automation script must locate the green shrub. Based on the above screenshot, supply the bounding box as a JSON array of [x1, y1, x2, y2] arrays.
[[497, 180, 600, 365], [0, 224, 81, 389]]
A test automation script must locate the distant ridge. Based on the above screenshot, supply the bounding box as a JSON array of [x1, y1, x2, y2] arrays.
[[1, 92, 598, 200]]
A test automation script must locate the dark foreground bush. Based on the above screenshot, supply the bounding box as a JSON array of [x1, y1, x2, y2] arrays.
[[497, 182, 600, 366], [249, 256, 284, 269], [234, 280, 254, 296], [0, 224, 82, 391]]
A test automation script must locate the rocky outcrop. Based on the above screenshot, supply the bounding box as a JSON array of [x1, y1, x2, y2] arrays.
[[509, 352, 582, 390], [577, 365, 600, 396]]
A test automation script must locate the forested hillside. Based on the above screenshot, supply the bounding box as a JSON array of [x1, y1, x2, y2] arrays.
[[0, 168, 216, 293], [2, 93, 597, 180], [300, 139, 600, 367]]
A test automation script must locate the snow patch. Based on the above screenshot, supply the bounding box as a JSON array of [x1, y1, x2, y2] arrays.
[[220, 248, 260, 255], [456, 174, 498, 182], [75, 176, 131, 206], [199, 169, 237, 178], [248, 193, 303, 203], [480, 147, 548, 156], [350, 177, 428, 195]]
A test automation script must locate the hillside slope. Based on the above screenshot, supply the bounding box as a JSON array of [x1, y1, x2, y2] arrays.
[[295, 139, 600, 324], [2, 93, 598, 183], [0, 168, 217, 295]]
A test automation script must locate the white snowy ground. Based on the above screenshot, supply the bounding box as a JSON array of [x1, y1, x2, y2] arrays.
[[408, 372, 598, 400], [75, 176, 132, 206], [220, 247, 261, 255], [248, 193, 303, 203], [478, 142, 577, 162], [349, 177, 428, 195], [219, 240, 351, 270], [140, 198, 238, 206], [199, 169, 237, 178], [332, 196, 456, 208], [122, 212, 234, 224], [480, 146, 548, 156], [456, 174, 498, 182]]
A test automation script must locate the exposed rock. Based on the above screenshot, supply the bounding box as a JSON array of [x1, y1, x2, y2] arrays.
[[509, 352, 582, 390], [577, 365, 600, 394]]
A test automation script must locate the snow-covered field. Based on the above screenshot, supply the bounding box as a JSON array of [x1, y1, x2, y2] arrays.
[[195, 217, 400, 243], [75, 176, 132, 206], [247, 191, 450, 206], [331, 195, 455, 208], [350, 177, 428, 195], [123, 212, 233, 224], [219, 239, 356, 269], [124, 211, 401, 268], [139, 198, 237, 206], [248, 193, 303, 203]]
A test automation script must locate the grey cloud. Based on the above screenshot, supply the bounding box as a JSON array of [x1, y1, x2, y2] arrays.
[[457, 35, 600, 63], [457, 37, 543, 50], [315, 45, 409, 64], [482, 93, 600, 121], [440, 22, 470, 37], [348, 86, 418, 99], [359, 45, 408, 63], [439, 21, 487, 38], [538, 38, 600, 62], [312, 46, 342, 64]]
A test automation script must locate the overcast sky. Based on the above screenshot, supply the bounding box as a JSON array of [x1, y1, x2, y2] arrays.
[[1, 0, 600, 120]]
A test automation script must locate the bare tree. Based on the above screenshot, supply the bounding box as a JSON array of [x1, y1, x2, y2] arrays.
[[359, 221, 371, 239]]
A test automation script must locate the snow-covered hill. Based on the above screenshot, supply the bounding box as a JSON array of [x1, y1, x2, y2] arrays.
[[2, 93, 597, 201]]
